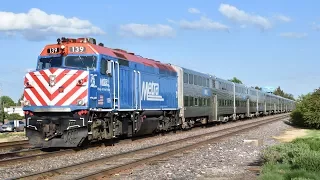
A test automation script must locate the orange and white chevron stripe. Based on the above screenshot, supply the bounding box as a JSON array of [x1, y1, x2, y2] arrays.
[[23, 68, 89, 106]]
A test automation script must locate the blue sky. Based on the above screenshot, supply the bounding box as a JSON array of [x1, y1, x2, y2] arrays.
[[0, 0, 319, 102]]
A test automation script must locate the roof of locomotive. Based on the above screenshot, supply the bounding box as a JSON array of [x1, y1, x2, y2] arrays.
[[40, 38, 176, 73], [91, 44, 176, 72]]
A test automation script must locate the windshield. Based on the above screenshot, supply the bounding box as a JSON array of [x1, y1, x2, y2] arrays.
[[37, 57, 63, 70], [65, 56, 97, 70], [5, 121, 14, 125]]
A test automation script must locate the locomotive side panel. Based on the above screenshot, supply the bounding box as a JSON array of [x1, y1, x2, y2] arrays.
[[139, 69, 178, 110]]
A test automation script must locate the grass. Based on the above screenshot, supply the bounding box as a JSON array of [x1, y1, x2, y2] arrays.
[[0, 131, 26, 139], [303, 129, 320, 139], [259, 129, 320, 180]]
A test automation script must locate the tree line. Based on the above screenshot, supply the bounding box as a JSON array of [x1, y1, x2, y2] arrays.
[[0, 95, 24, 123], [228, 77, 295, 100]]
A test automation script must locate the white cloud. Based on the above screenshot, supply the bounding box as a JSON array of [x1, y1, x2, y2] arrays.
[[273, 14, 292, 22], [167, 19, 176, 24], [218, 3, 272, 30], [279, 32, 307, 38], [178, 16, 229, 31], [240, 24, 247, 29], [312, 22, 320, 31], [0, 8, 105, 41], [188, 8, 201, 14], [119, 23, 175, 38]]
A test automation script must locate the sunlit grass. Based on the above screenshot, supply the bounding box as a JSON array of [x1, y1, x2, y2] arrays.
[[303, 129, 320, 139], [0, 132, 25, 139]]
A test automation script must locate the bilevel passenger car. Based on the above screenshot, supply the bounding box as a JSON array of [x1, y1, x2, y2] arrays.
[[22, 37, 296, 148]]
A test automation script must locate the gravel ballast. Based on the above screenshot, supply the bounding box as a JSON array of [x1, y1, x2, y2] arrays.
[[0, 115, 290, 179], [112, 118, 292, 180]]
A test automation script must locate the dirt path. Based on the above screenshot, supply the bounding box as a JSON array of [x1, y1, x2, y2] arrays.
[[272, 128, 307, 142]]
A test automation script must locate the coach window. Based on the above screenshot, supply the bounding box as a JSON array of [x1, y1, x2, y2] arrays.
[[212, 80, 216, 88], [199, 98, 203, 106], [183, 73, 189, 83], [207, 98, 211, 106], [189, 74, 194, 84], [202, 98, 206, 106], [189, 97, 194, 106], [194, 98, 199, 106], [194, 75, 198, 85], [184, 96, 189, 107]]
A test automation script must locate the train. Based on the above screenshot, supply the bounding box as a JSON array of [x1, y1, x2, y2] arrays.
[[22, 37, 295, 148]]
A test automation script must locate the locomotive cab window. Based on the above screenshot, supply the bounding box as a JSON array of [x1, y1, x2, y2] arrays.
[[65, 55, 97, 70], [37, 57, 63, 70], [100, 58, 108, 75]]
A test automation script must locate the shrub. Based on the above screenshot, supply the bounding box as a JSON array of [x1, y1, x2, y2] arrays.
[[284, 168, 320, 180], [290, 89, 320, 129], [291, 150, 320, 172], [260, 137, 320, 180], [262, 142, 310, 164], [292, 137, 320, 151]]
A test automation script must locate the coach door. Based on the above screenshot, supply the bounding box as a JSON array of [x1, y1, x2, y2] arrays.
[[133, 70, 141, 109], [210, 94, 218, 121]]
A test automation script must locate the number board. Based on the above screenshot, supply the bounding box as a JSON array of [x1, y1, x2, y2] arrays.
[[47, 47, 60, 54], [69, 46, 86, 53]]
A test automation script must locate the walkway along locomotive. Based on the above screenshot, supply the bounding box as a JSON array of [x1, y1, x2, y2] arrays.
[[22, 37, 295, 148]]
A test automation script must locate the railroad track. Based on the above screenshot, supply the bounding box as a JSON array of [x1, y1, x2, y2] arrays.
[[13, 113, 289, 180], [0, 148, 76, 166], [0, 140, 30, 150]]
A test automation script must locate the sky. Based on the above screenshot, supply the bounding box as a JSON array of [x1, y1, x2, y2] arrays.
[[0, 0, 319, 102]]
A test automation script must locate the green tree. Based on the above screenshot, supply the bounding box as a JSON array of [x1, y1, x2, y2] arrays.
[[255, 86, 262, 90], [6, 113, 24, 120], [274, 86, 295, 100], [0, 111, 6, 124], [0, 96, 16, 123], [0, 96, 16, 108], [290, 88, 320, 128], [228, 77, 243, 84]]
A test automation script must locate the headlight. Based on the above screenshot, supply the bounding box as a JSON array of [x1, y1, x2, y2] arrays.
[[24, 100, 30, 106], [77, 99, 86, 106], [50, 75, 56, 81]]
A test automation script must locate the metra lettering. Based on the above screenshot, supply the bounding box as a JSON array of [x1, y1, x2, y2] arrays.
[[141, 81, 164, 101], [100, 78, 110, 87]]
